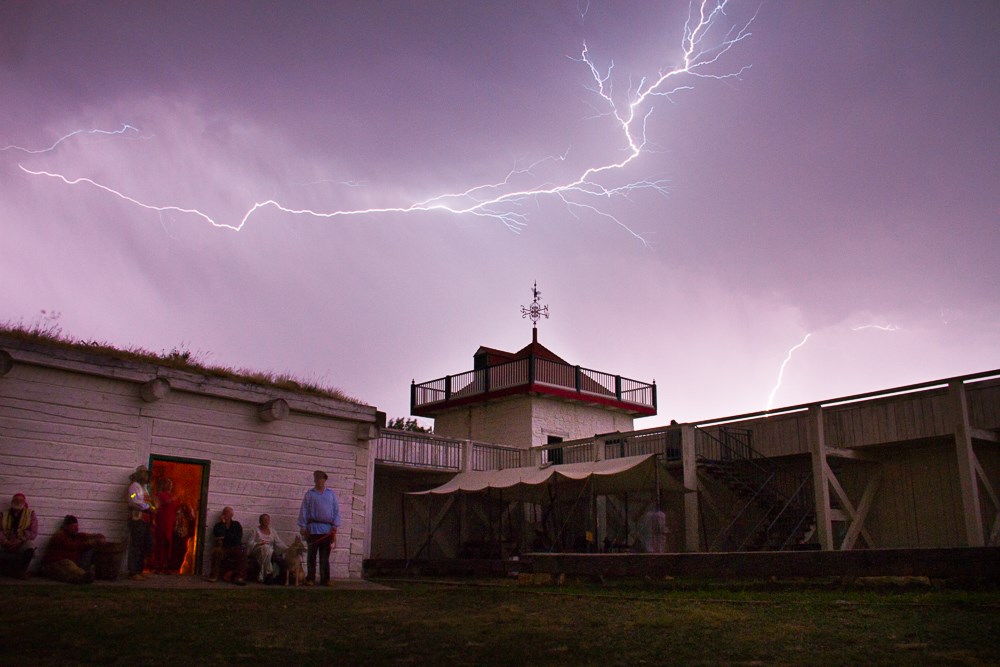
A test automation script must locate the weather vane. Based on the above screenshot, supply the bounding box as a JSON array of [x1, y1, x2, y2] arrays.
[[520, 281, 549, 329]]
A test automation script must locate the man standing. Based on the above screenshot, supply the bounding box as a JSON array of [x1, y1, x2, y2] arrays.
[[40, 515, 105, 584], [126, 465, 155, 581], [0, 493, 38, 578], [206, 506, 247, 585], [297, 470, 340, 586]]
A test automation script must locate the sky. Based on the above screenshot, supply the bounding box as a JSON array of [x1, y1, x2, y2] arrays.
[[2, 1, 998, 428]]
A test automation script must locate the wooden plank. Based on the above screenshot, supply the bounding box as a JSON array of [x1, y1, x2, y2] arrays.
[[0, 400, 139, 431]]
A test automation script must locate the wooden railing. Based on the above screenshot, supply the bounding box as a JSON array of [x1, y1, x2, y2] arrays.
[[472, 443, 524, 471], [372, 430, 463, 470], [412, 355, 656, 413], [372, 429, 524, 472]]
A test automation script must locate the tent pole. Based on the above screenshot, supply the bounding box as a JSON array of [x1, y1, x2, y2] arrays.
[[401, 493, 408, 561], [590, 475, 597, 553], [654, 457, 661, 509], [624, 492, 629, 547]]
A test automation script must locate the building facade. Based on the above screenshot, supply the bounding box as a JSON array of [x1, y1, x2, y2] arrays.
[[0, 334, 381, 579]]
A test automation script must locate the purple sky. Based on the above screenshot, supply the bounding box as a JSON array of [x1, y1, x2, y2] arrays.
[[2, 1, 998, 428]]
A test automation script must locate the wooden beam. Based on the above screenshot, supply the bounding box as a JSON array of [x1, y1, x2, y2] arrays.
[[809, 405, 834, 550], [971, 428, 999, 443], [681, 425, 700, 552], [826, 468, 875, 549], [826, 447, 882, 462], [950, 381, 985, 546], [139, 377, 170, 402], [257, 398, 290, 422], [841, 470, 882, 550], [0, 349, 13, 376]]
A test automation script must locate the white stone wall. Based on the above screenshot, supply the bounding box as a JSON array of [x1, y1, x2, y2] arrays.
[[432, 394, 634, 448], [432, 396, 535, 448], [529, 398, 634, 445], [0, 338, 376, 579]]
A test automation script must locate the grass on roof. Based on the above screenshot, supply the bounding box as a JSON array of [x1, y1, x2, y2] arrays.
[[1, 318, 364, 405]]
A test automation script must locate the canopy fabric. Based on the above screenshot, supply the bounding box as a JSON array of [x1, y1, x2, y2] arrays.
[[407, 454, 684, 502]]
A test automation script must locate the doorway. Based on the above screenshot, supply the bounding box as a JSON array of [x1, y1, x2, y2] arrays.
[[148, 456, 210, 575]]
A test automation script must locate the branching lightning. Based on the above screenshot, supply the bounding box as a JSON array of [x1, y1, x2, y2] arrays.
[[766, 332, 811, 411], [2, 124, 143, 154], [851, 324, 901, 332], [13, 1, 754, 244], [765, 321, 902, 409]]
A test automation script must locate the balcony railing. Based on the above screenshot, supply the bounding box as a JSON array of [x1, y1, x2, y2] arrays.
[[412, 355, 656, 415], [373, 430, 525, 471]]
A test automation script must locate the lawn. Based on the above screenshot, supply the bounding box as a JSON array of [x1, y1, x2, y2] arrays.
[[1, 579, 998, 665]]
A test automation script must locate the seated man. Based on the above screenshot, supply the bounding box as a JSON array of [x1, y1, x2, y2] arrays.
[[206, 506, 247, 585], [0, 493, 38, 579], [41, 515, 105, 584]]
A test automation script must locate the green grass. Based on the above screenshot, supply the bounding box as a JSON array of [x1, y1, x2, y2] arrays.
[[0, 320, 360, 404], [1, 580, 998, 665]]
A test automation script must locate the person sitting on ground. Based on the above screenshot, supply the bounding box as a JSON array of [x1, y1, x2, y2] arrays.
[[245, 513, 287, 584], [206, 506, 247, 585], [0, 493, 38, 579], [41, 515, 105, 584]]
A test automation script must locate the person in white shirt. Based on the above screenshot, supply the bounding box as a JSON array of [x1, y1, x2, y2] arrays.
[[244, 513, 287, 583]]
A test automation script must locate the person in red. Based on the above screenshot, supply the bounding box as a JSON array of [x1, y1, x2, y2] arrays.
[[40, 515, 105, 584], [150, 477, 178, 572]]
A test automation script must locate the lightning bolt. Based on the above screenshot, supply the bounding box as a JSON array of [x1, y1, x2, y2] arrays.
[[766, 333, 811, 410], [2, 124, 143, 154], [851, 324, 901, 332], [14, 1, 754, 243]]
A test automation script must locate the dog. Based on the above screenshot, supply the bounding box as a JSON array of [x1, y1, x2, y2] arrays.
[[284, 535, 307, 586]]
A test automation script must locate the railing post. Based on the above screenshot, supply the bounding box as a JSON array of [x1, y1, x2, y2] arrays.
[[651, 380, 657, 410], [575, 365, 582, 393], [615, 375, 622, 401], [445, 375, 452, 401], [410, 380, 416, 413], [483, 366, 490, 394]]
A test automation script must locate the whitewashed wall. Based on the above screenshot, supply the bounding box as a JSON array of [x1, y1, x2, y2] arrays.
[[0, 337, 379, 579], [530, 398, 634, 446], [432, 394, 635, 449]]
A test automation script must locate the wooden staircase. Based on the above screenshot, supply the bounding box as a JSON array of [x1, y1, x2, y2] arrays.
[[698, 427, 815, 551]]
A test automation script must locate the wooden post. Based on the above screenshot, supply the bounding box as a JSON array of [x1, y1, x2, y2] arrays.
[[461, 440, 474, 472], [681, 425, 700, 552], [257, 398, 289, 422], [139, 377, 170, 402], [808, 404, 834, 551], [950, 381, 985, 546], [0, 350, 13, 376]]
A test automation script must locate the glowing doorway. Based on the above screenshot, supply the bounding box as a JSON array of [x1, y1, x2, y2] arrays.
[[149, 456, 210, 575]]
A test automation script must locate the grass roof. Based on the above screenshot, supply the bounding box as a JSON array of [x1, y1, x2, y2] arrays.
[[1, 318, 363, 405]]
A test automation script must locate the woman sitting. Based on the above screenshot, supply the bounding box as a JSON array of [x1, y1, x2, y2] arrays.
[[244, 513, 287, 583]]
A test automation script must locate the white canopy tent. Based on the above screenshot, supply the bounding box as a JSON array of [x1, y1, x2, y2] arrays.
[[407, 454, 671, 502], [403, 455, 690, 557]]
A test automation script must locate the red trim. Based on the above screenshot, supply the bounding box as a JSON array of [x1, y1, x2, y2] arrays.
[[412, 382, 656, 417]]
